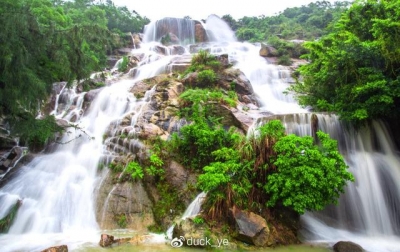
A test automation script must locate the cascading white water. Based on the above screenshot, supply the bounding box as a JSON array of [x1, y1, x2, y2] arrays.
[[143, 17, 196, 45], [298, 116, 400, 252], [252, 113, 400, 251], [0, 79, 139, 251], [166, 192, 207, 239]]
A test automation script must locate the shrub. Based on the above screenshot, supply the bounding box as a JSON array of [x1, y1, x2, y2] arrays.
[[197, 69, 217, 87], [125, 161, 144, 180], [265, 131, 354, 214]]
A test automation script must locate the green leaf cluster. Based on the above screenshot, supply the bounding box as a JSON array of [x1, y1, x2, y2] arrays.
[[192, 120, 353, 217], [125, 161, 144, 180], [290, 0, 400, 124], [0, 0, 148, 149], [266, 131, 354, 214], [225, 1, 351, 42]]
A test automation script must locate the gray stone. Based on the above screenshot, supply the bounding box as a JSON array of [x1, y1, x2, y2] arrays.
[[229, 206, 270, 247], [333, 241, 365, 252], [99, 234, 114, 247]]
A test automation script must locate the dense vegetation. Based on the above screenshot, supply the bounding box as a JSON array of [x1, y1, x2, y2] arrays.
[[290, 0, 400, 124], [149, 51, 354, 219], [0, 0, 148, 148], [219, 1, 351, 65], [222, 1, 351, 42]]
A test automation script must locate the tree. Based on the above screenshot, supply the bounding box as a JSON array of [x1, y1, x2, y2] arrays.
[[265, 131, 354, 214], [290, 0, 400, 123], [0, 0, 113, 148]]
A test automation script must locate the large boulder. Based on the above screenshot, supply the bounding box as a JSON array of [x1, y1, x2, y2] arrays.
[[229, 206, 270, 247], [333, 241, 365, 252], [194, 22, 208, 43], [172, 217, 214, 248], [99, 234, 114, 247], [259, 43, 278, 57], [0, 147, 27, 176], [96, 177, 155, 231]]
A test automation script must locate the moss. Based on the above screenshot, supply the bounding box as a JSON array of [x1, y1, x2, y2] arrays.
[[0, 200, 22, 233]]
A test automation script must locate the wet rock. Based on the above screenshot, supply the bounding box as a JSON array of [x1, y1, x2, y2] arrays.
[[171, 45, 186, 55], [259, 43, 278, 57], [229, 206, 270, 247], [96, 178, 154, 230], [0, 147, 27, 173], [195, 22, 208, 43], [232, 110, 254, 132], [166, 160, 188, 189], [138, 123, 165, 140], [132, 33, 141, 48], [99, 234, 115, 247], [41, 245, 68, 252], [333, 241, 364, 252], [130, 80, 153, 99], [116, 48, 132, 56], [173, 217, 215, 248]]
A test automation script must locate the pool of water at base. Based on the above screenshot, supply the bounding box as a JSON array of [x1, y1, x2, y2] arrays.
[[79, 243, 329, 252]]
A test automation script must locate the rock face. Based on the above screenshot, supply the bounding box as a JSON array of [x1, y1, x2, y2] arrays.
[[40, 245, 68, 252], [333, 241, 365, 252], [0, 147, 27, 179], [96, 175, 155, 230], [172, 217, 213, 248], [259, 43, 278, 57], [229, 206, 270, 247]]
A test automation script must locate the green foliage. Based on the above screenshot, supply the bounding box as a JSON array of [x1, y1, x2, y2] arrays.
[[265, 131, 354, 214], [145, 153, 165, 177], [185, 50, 221, 75], [0, 0, 147, 149], [10, 115, 63, 151], [197, 69, 217, 87], [232, 1, 350, 41], [278, 55, 293, 66], [170, 122, 238, 170], [290, 0, 400, 124], [109, 161, 124, 173], [193, 216, 205, 225], [193, 120, 353, 218], [0, 200, 21, 233], [116, 214, 127, 228], [150, 183, 186, 231], [179, 88, 237, 119], [125, 161, 144, 180], [118, 56, 129, 72]]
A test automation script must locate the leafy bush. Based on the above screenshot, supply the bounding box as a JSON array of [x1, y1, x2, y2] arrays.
[[185, 50, 221, 74], [197, 69, 217, 87], [145, 153, 165, 178], [169, 122, 238, 170], [10, 115, 63, 151], [194, 120, 353, 218], [265, 131, 354, 214], [125, 161, 144, 180]]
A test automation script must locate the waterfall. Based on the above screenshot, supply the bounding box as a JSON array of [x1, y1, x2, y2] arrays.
[[143, 17, 196, 45], [166, 192, 207, 239], [0, 14, 399, 252]]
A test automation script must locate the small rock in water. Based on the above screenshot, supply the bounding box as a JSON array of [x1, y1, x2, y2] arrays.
[[99, 234, 115, 247], [41, 245, 68, 252], [333, 241, 365, 252]]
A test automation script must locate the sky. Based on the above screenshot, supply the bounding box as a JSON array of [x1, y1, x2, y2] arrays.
[[112, 0, 350, 21]]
